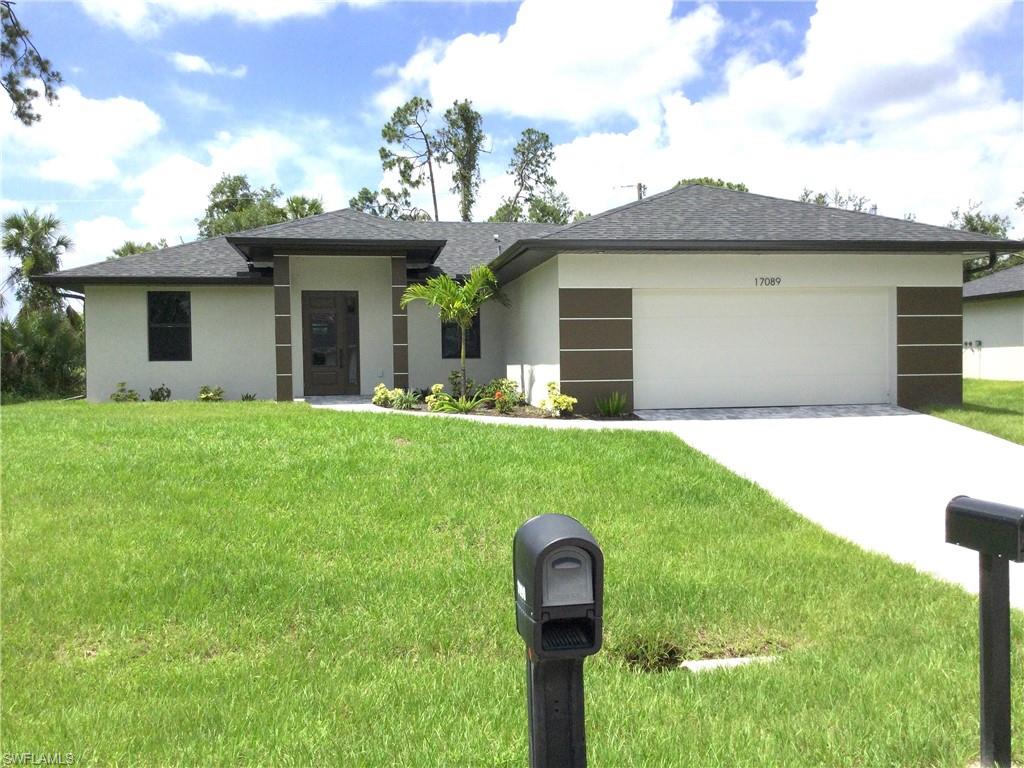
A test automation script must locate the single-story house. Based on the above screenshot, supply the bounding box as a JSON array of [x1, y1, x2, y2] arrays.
[[962, 263, 1024, 381], [38, 184, 1024, 411]]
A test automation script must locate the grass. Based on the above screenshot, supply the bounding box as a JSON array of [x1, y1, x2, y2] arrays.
[[3, 401, 1023, 766], [924, 379, 1024, 445]]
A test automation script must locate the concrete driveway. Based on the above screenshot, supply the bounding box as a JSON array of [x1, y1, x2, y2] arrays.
[[640, 405, 1024, 605]]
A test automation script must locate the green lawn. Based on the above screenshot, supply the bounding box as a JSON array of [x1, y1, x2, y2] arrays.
[[2, 401, 1021, 766], [924, 379, 1024, 445]]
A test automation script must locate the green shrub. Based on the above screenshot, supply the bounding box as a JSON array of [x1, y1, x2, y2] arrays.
[[425, 383, 446, 411], [430, 391, 492, 414], [149, 384, 171, 402], [540, 382, 577, 417], [595, 391, 629, 417], [241, 392, 257, 401], [198, 385, 224, 402], [481, 377, 524, 414], [372, 382, 392, 407], [448, 369, 477, 398], [391, 389, 420, 410], [110, 382, 141, 402]]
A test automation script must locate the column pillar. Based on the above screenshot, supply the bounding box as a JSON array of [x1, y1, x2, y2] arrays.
[[392, 257, 409, 390], [274, 256, 293, 401]]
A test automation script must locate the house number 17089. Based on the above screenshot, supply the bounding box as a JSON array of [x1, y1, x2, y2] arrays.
[[755, 276, 782, 287]]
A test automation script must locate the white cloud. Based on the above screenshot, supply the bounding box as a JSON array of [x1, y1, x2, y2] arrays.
[[170, 52, 247, 78], [375, 0, 723, 124], [0, 82, 162, 188], [78, 0, 363, 37]]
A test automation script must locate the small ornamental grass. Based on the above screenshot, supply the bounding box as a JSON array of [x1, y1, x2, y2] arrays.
[[198, 385, 224, 402]]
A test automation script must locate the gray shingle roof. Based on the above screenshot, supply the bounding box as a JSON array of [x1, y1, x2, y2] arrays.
[[963, 263, 1024, 299], [538, 184, 1016, 244]]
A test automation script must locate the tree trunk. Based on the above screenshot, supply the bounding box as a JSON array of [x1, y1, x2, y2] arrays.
[[460, 324, 467, 398], [426, 145, 440, 222]]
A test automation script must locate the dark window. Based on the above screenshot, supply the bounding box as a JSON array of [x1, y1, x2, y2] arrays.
[[148, 291, 191, 361], [442, 315, 481, 359]]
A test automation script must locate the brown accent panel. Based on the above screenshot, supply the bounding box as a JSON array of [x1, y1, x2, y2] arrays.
[[560, 350, 633, 381], [393, 373, 409, 390], [274, 286, 291, 315], [560, 380, 634, 415], [393, 345, 408, 374], [897, 345, 962, 375], [273, 256, 290, 285], [276, 374, 293, 402], [392, 286, 406, 314], [897, 286, 961, 316], [897, 375, 962, 408], [391, 257, 407, 285], [559, 288, 632, 318], [392, 315, 408, 345], [275, 315, 291, 345], [275, 345, 292, 375], [897, 315, 961, 345], [559, 319, 632, 350]]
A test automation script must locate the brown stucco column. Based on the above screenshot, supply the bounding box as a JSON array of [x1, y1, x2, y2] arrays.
[[274, 256, 293, 401], [392, 257, 409, 390], [896, 286, 962, 408], [559, 288, 634, 414]]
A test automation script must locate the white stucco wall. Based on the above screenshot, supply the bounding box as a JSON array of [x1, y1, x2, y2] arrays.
[[503, 257, 560, 404], [84, 284, 275, 401], [963, 296, 1024, 380], [407, 300, 508, 391], [287, 255, 392, 396]]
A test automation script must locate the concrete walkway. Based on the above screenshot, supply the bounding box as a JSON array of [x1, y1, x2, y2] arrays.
[[307, 397, 1024, 604]]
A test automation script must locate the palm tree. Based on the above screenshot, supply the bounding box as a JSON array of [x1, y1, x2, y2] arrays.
[[1, 208, 72, 312], [400, 265, 507, 397]]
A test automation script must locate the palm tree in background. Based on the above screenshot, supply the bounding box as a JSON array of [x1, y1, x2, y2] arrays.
[[1, 208, 72, 313], [400, 265, 507, 397]]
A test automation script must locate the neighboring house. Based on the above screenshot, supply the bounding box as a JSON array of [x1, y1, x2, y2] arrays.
[[38, 185, 1024, 411], [962, 263, 1024, 381]]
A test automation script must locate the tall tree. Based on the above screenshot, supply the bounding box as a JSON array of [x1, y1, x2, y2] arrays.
[[435, 100, 485, 222], [490, 128, 557, 222], [380, 97, 440, 221], [526, 191, 577, 225], [952, 201, 1022, 280], [197, 174, 287, 238], [799, 187, 874, 212], [349, 187, 431, 221], [108, 239, 168, 260], [284, 195, 324, 220], [1, 209, 71, 312], [400, 265, 507, 397], [677, 177, 748, 192], [1, 0, 61, 125]]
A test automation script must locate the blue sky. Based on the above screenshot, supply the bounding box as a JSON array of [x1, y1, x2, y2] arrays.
[[2, 0, 1022, 286]]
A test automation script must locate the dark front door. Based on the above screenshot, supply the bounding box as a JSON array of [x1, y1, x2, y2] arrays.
[[302, 291, 360, 396]]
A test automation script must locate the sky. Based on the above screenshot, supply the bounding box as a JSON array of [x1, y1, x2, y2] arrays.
[[2, 0, 1022, 297]]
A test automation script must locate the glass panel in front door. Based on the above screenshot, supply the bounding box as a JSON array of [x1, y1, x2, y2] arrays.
[[310, 311, 337, 368]]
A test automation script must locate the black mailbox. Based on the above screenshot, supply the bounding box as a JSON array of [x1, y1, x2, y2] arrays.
[[514, 514, 603, 659], [946, 495, 1024, 562]]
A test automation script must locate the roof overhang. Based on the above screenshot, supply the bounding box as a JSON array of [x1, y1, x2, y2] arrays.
[[964, 290, 1024, 302], [226, 236, 446, 267], [33, 274, 273, 293], [491, 238, 1024, 283]]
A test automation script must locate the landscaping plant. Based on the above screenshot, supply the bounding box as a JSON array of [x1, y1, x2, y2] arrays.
[[481, 377, 524, 414], [447, 369, 477, 398], [424, 383, 446, 411], [428, 390, 492, 414], [390, 389, 420, 410], [540, 381, 577, 417], [241, 393, 257, 401], [109, 382, 141, 402], [400, 265, 507, 397], [198, 385, 224, 402], [595, 391, 628, 418], [149, 384, 171, 402]]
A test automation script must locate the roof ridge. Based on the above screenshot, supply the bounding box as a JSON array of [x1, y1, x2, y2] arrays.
[[538, 185, 686, 240]]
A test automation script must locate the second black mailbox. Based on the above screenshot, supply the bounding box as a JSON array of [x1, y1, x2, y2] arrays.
[[514, 514, 604, 659]]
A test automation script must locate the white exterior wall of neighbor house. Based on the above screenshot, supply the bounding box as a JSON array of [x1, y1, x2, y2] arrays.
[[556, 251, 963, 408], [407, 301, 508, 391], [503, 256, 560, 405], [287, 255, 393, 396], [963, 297, 1024, 380], [84, 284, 275, 401]]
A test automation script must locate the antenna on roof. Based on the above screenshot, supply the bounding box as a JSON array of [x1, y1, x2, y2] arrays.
[[493, 233, 501, 255], [618, 183, 646, 201]]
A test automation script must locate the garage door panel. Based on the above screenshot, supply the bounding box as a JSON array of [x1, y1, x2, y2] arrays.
[[633, 289, 890, 409]]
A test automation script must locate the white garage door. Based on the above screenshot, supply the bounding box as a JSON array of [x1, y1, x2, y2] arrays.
[[633, 288, 891, 409]]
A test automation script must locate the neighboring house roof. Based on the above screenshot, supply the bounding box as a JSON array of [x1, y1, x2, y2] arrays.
[[37, 185, 1024, 288], [963, 263, 1024, 301]]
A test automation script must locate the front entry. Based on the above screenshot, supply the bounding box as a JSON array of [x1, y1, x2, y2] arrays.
[[301, 291, 360, 396]]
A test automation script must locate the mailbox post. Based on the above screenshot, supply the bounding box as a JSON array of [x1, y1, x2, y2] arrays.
[[514, 514, 603, 768], [946, 495, 1024, 768]]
